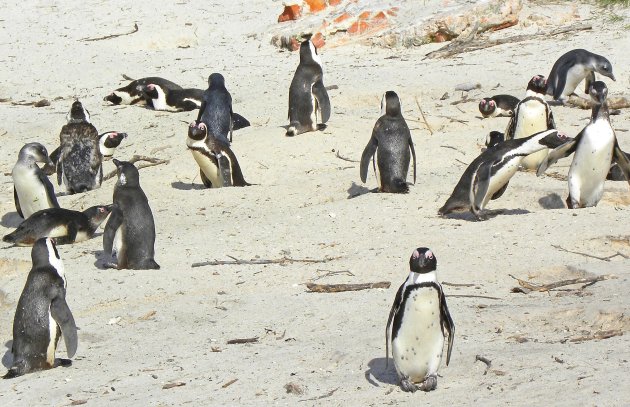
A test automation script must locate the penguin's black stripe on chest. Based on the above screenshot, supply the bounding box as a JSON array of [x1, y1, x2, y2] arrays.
[[392, 282, 442, 340]]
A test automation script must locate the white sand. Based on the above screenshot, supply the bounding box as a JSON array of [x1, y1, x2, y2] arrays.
[[1, 1, 629, 405]]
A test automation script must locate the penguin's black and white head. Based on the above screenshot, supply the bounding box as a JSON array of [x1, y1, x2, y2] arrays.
[[208, 73, 226, 89], [588, 81, 608, 105], [409, 247, 437, 274], [32, 237, 65, 283], [526, 75, 547, 96], [188, 121, 207, 141], [99, 132, 127, 157], [84, 204, 114, 228], [381, 91, 401, 117], [112, 159, 140, 187], [485, 131, 505, 148], [479, 98, 496, 116], [140, 84, 167, 110], [104, 92, 124, 105], [299, 39, 322, 67], [66, 100, 91, 124], [594, 57, 615, 81], [18, 142, 52, 165]]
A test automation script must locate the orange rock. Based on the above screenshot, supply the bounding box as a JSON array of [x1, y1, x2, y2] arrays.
[[311, 32, 325, 49], [347, 20, 368, 35], [386, 7, 398, 16], [358, 11, 372, 20], [334, 12, 351, 23], [278, 4, 302, 23], [372, 11, 387, 21], [305, 0, 327, 13], [328, 0, 342, 5], [490, 18, 519, 31]]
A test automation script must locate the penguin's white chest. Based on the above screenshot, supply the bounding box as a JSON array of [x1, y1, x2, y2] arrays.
[[482, 158, 520, 207], [512, 101, 550, 169], [392, 288, 444, 382], [562, 64, 588, 98], [190, 149, 222, 188], [12, 165, 53, 218], [569, 120, 615, 207]]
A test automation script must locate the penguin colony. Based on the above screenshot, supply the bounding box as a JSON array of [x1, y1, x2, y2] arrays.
[[0, 38, 627, 394]]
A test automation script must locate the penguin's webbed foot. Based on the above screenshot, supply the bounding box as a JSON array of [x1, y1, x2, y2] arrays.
[[418, 374, 438, 392], [316, 123, 327, 131], [400, 377, 418, 393], [103, 261, 119, 270]]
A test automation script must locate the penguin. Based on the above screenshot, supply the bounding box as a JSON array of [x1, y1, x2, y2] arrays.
[[4, 237, 78, 379], [386, 247, 454, 392], [286, 39, 331, 136], [546, 49, 615, 102], [12, 143, 59, 219], [104, 76, 183, 106], [56, 101, 102, 194], [103, 159, 160, 270], [3, 205, 113, 246], [439, 129, 564, 220], [478, 95, 520, 118], [537, 81, 630, 208], [504, 75, 556, 170], [196, 73, 250, 143], [485, 131, 505, 149], [137, 83, 203, 112], [50, 131, 127, 165], [186, 121, 250, 188], [360, 91, 416, 193]]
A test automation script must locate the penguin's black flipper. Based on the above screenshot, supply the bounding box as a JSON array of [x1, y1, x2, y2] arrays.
[[103, 207, 123, 256], [38, 169, 60, 209], [199, 169, 213, 188], [438, 288, 455, 366], [50, 295, 78, 358], [470, 160, 494, 215], [585, 71, 596, 94], [613, 140, 630, 184], [409, 138, 417, 185], [49, 147, 60, 166], [360, 136, 378, 183], [385, 282, 405, 368], [56, 156, 63, 186], [13, 187, 24, 218], [547, 107, 557, 130], [504, 115, 516, 140], [491, 181, 509, 200], [196, 101, 207, 123], [536, 136, 579, 177], [552, 58, 575, 100], [217, 154, 232, 187], [312, 80, 331, 123], [232, 113, 250, 131]]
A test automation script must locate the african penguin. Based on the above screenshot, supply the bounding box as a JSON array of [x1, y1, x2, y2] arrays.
[[137, 83, 203, 112], [439, 129, 564, 220], [360, 91, 416, 193], [485, 131, 505, 149], [103, 159, 160, 270], [478, 95, 520, 118], [537, 81, 630, 208], [4, 237, 78, 379], [504, 75, 556, 170], [3, 205, 113, 246], [546, 49, 615, 102], [386, 247, 454, 392], [56, 101, 103, 194], [104, 76, 183, 106], [286, 39, 331, 136], [12, 143, 59, 219], [50, 131, 127, 166]]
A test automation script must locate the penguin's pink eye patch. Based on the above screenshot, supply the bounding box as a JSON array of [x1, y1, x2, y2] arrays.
[[147, 84, 155, 90], [425, 250, 434, 259], [412, 250, 420, 259]]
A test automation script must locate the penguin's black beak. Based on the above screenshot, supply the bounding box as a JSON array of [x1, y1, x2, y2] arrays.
[[42, 160, 56, 176], [112, 159, 122, 169], [609, 73, 616, 81]]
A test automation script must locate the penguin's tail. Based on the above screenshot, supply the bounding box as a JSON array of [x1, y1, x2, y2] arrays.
[[285, 126, 297, 137]]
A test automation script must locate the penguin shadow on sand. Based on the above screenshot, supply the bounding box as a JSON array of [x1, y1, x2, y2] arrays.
[[171, 181, 207, 191], [2, 341, 13, 369], [538, 193, 566, 209], [92, 250, 110, 269], [347, 182, 376, 199], [365, 357, 399, 387], [1, 212, 22, 228], [440, 208, 530, 222]]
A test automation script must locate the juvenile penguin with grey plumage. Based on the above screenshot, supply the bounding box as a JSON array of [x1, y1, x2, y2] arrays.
[[546, 49, 615, 103], [103, 159, 159, 270], [4, 237, 78, 379], [439, 129, 565, 220], [286, 39, 330, 137], [537, 81, 630, 208], [360, 91, 416, 193], [56, 101, 102, 194], [12, 143, 59, 219], [104, 76, 183, 106], [386, 247, 454, 392]]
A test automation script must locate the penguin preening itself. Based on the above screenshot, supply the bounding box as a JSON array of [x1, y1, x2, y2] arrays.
[[439, 129, 565, 220], [4, 238, 78, 379], [505, 75, 556, 170], [546, 49, 615, 102], [3, 205, 113, 246], [12, 143, 59, 219], [50, 131, 127, 164], [104, 76, 183, 106], [137, 83, 203, 112], [537, 81, 630, 209], [478, 95, 520, 118], [103, 159, 160, 270], [186, 121, 250, 188], [386, 247, 454, 392], [56, 101, 103, 194], [360, 91, 416, 193], [286, 39, 331, 137]]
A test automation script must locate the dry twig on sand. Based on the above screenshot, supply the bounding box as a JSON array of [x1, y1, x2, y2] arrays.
[[415, 97, 434, 135], [335, 150, 359, 163], [305, 281, 390, 293], [103, 155, 170, 181], [192, 255, 341, 268], [448, 294, 501, 300], [81, 23, 139, 42], [551, 244, 629, 262], [475, 355, 492, 375], [566, 95, 630, 110], [569, 329, 623, 343], [227, 337, 259, 345], [509, 274, 617, 293]]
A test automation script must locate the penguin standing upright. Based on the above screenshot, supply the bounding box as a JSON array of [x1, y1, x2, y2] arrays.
[[56, 101, 103, 194], [12, 143, 59, 219], [286, 39, 331, 136], [4, 237, 78, 379], [537, 81, 630, 208], [360, 91, 416, 193], [505, 75, 556, 170], [103, 159, 160, 270], [546, 49, 615, 102], [386, 247, 454, 392], [197, 73, 236, 143]]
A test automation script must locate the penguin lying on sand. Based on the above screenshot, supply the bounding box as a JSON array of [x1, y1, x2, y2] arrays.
[[137, 83, 203, 112], [104, 76, 183, 106], [478, 95, 520, 118], [12, 143, 59, 219]]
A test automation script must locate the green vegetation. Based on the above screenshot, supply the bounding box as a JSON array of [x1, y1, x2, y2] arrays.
[[597, 0, 630, 6]]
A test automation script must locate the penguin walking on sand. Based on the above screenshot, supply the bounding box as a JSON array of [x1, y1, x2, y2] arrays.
[[286, 39, 331, 137], [360, 91, 416, 193], [439, 129, 565, 220], [505, 75, 556, 170], [104, 76, 183, 106], [103, 159, 160, 270], [386, 247, 454, 392], [3, 205, 113, 246], [186, 121, 250, 188], [12, 143, 59, 219], [537, 81, 630, 208], [56, 101, 103, 194], [546, 49, 615, 103], [4, 237, 78, 379], [478, 95, 520, 118]]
